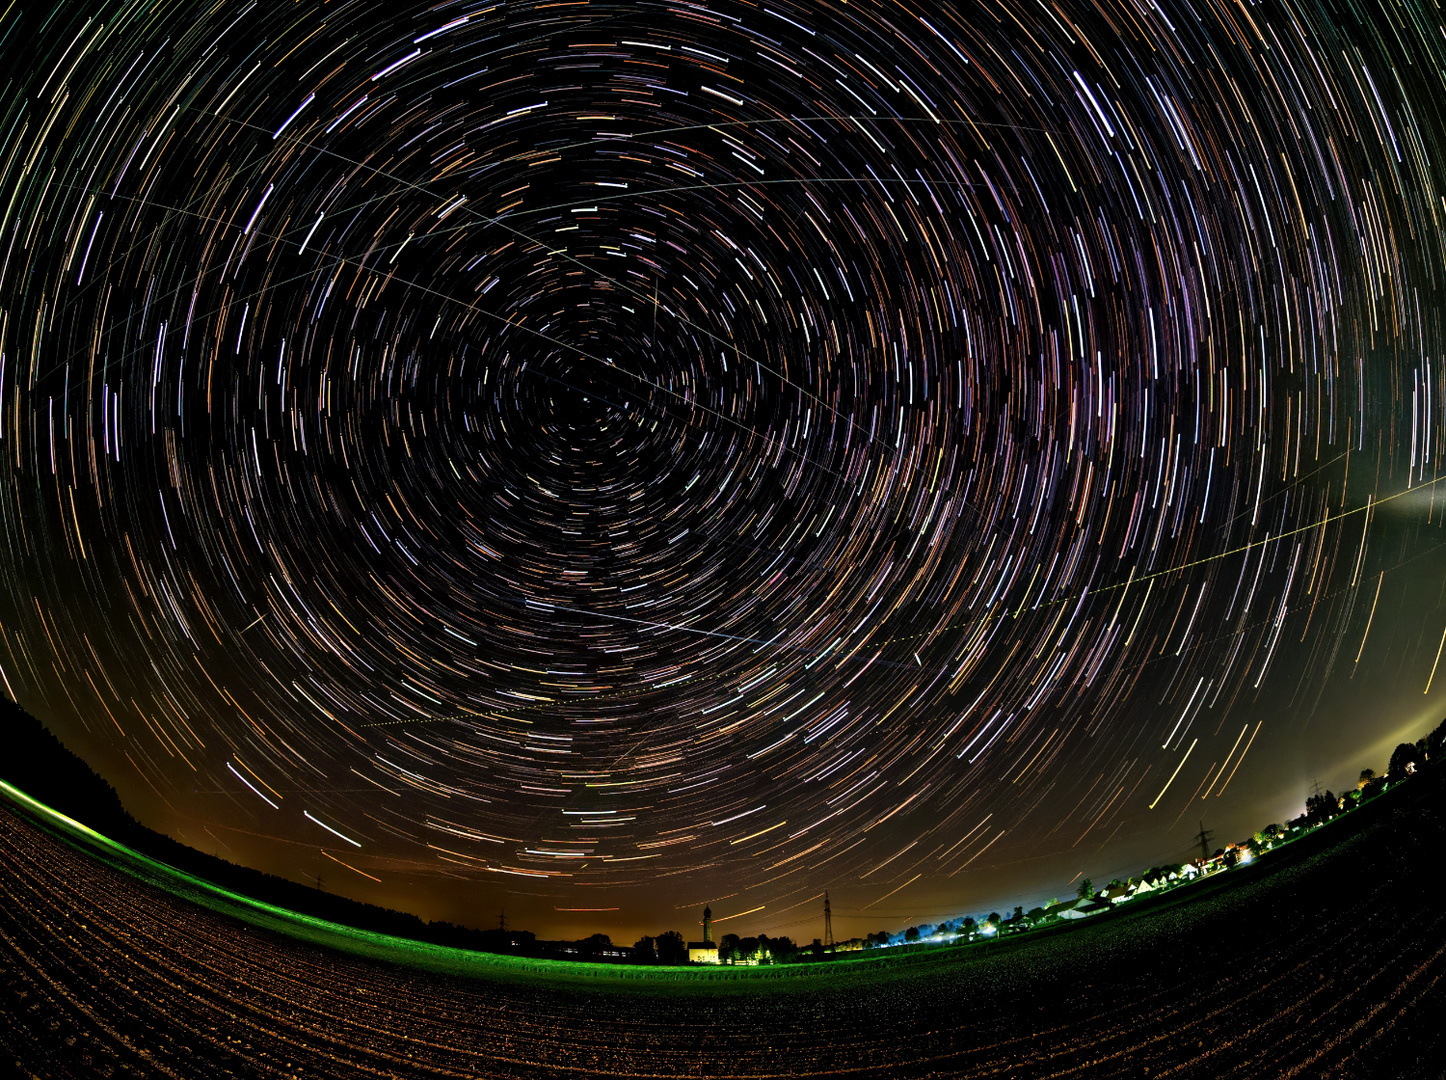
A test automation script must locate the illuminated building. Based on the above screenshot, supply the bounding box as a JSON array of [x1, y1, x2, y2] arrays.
[[687, 905, 719, 964]]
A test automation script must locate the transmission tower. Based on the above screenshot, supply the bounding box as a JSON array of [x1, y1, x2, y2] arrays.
[[498, 909, 508, 934], [1193, 820, 1215, 862], [823, 891, 834, 949]]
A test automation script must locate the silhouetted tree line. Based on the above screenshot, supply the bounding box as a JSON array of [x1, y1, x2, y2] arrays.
[[0, 697, 834, 965], [0, 697, 633, 960], [8, 693, 1446, 964], [1292, 720, 1446, 829], [0, 697, 496, 944]]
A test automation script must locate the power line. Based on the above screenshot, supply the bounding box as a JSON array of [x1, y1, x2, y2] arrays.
[[1193, 820, 1215, 862]]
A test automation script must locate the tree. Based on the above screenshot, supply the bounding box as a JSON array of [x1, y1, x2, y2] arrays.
[[1389, 742, 1420, 782], [738, 936, 760, 963], [719, 932, 740, 963], [1358, 768, 1376, 789], [656, 930, 686, 965], [1026, 907, 1045, 925], [577, 933, 611, 959], [633, 935, 656, 963], [1305, 790, 1337, 824], [1427, 718, 1446, 762], [905, 926, 920, 942], [1077, 878, 1095, 900], [987, 912, 1003, 929], [960, 917, 977, 936], [1012, 905, 1025, 924]]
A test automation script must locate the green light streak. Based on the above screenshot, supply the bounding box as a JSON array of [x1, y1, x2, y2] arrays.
[[0, 777, 940, 991]]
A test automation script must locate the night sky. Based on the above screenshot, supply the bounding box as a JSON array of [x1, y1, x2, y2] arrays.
[[2, 0, 1445, 946]]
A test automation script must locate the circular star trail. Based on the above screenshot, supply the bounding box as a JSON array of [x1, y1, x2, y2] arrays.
[[3, 0, 1446, 935]]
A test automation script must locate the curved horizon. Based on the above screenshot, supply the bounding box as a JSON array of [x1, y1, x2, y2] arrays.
[[0, 688, 1430, 959], [0, 747, 1425, 962], [3, 750, 1443, 1077], [4, 0, 1446, 947]]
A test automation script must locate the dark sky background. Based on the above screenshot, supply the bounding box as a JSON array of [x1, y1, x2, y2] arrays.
[[2, 0, 1446, 946]]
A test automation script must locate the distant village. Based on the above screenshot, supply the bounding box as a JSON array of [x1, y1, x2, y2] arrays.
[[3, 695, 1442, 968], [503, 720, 1446, 966]]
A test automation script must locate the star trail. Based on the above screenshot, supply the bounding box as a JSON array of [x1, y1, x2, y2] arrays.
[[2, 0, 1446, 939]]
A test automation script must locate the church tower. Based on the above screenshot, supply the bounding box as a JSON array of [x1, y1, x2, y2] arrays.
[[687, 905, 720, 963]]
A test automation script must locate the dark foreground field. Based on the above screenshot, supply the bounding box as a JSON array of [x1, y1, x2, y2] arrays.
[[2, 774, 1444, 1079]]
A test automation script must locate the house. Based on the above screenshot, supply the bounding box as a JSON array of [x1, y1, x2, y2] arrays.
[[1044, 896, 1112, 921]]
